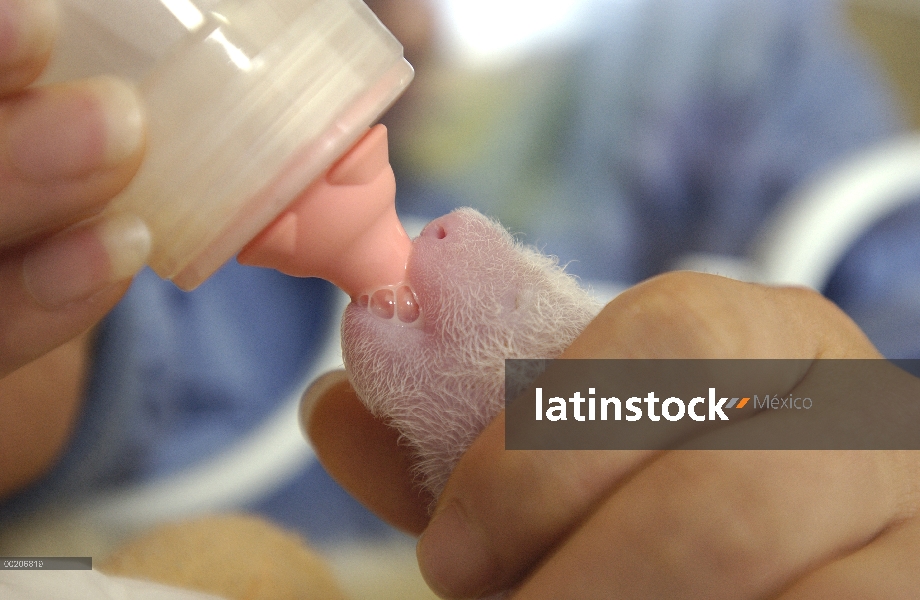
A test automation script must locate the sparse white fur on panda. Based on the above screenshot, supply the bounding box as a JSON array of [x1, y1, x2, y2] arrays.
[[342, 208, 603, 498]]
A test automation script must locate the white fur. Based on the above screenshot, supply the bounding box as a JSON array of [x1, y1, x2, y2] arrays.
[[342, 209, 603, 499]]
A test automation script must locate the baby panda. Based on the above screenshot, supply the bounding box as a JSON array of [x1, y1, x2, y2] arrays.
[[342, 208, 603, 498]]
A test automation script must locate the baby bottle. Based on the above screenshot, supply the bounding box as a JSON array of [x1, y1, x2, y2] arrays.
[[42, 0, 414, 292]]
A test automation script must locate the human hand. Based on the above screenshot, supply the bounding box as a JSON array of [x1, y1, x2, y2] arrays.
[[0, 0, 149, 499], [0, 0, 149, 378], [305, 272, 920, 599]]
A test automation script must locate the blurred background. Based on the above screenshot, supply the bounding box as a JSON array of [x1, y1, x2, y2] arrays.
[[849, 0, 920, 127]]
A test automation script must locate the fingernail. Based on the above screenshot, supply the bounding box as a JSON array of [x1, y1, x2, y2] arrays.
[[0, 0, 57, 65], [99, 214, 153, 281], [417, 500, 497, 598], [7, 77, 145, 181], [23, 214, 151, 309]]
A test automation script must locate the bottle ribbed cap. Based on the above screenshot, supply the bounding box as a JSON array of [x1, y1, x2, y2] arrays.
[[102, 0, 413, 289]]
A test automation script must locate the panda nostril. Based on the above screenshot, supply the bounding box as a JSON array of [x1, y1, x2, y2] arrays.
[[422, 222, 447, 240]]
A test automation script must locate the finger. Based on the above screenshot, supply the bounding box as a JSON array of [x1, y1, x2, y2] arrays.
[[0, 213, 150, 376], [0, 331, 91, 499], [419, 412, 648, 599], [0, 0, 57, 94], [0, 76, 145, 245], [506, 450, 913, 600], [503, 362, 920, 599], [565, 272, 875, 360], [302, 370, 432, 535], [416, 273, 883, 598], [776, 505, 920, 600]]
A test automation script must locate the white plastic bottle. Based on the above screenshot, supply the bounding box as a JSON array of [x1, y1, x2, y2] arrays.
[[43, 0, 413, 289]]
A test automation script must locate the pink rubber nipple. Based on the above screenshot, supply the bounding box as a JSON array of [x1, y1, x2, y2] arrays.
[[237, 125, 412, 298]]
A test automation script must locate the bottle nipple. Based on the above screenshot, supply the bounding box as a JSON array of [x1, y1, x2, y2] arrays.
[[237, 125, 412, 298]]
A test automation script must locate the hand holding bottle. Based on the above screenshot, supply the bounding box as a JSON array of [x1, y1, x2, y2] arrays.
[[0, 0, 148, 378]]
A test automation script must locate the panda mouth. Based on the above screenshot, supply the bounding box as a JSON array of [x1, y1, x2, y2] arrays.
[[355, 284, 424, 328]]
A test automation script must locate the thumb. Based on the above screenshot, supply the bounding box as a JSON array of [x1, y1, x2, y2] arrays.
[[301, 370, 432, 535]]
